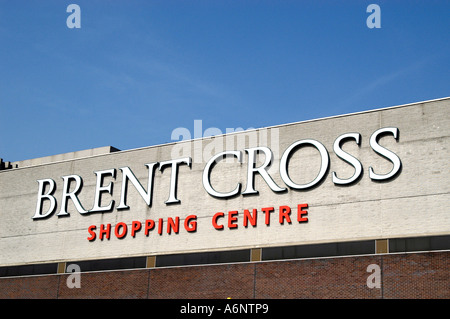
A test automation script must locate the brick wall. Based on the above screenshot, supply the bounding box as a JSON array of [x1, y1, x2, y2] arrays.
[[0, 251, 448, 299]]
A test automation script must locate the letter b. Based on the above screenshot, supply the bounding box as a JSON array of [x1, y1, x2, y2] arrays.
[[33, 179, 57, 219]]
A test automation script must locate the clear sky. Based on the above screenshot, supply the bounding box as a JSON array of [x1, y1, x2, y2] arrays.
[[0, 1, 449, 162]]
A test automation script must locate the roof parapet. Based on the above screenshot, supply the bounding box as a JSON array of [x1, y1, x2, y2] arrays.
[[2, 146, 120, 170]]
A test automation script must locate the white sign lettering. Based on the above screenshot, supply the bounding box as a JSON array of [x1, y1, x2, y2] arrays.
[[33, 127, 401, 219]]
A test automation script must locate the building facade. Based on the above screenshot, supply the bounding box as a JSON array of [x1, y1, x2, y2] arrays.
[[0, 98, 449, 299]]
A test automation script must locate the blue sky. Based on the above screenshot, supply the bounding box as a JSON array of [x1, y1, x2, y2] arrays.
[[0, 0, 449, 162]]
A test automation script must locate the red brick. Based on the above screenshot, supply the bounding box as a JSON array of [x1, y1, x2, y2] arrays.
[[0, 251, 448, 299]]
